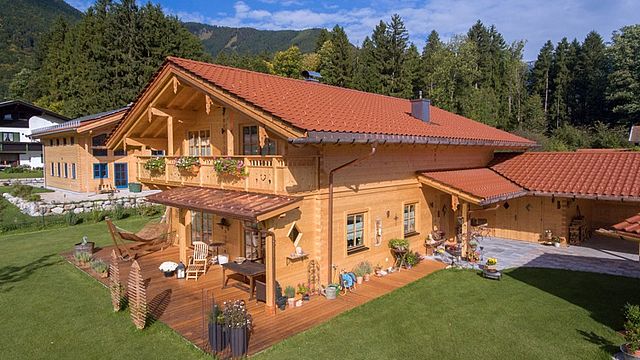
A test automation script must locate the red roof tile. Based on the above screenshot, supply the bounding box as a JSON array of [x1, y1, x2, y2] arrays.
[[419, 168, 526, 205], [166, 57, 534, 147], [491, 152, 640, 200], [612, 213, 640, 235]]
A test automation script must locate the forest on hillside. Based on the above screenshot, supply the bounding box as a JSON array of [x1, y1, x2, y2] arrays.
[[7, 1, 640, 151]]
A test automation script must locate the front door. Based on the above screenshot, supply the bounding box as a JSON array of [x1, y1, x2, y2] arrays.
[[114, 163, 128, 189]]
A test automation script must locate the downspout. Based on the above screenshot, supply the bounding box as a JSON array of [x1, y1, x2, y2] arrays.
[[327, 144, 377, 284]]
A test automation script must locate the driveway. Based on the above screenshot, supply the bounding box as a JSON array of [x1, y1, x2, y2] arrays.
[[478, 236, 640, 278]]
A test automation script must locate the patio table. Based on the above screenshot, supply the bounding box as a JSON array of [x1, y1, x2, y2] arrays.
[[222, 261, 266, 300]]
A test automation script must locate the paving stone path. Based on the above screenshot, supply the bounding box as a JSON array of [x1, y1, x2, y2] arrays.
[[478, 236, 640, 278]]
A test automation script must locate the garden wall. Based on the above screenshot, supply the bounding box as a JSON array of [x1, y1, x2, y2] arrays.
[[1, 178, 45, 187], [2, 193, 148, 217]]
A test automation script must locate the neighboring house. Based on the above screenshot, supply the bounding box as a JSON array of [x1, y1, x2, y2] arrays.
[[105, 57, 536, 313], [0, 100, 68, 168], [31, 107, 130, 193]]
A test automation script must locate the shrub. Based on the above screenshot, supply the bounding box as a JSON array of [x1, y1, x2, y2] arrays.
[[624, 303, 640, 352], [112, 204, 127, 220], [88, 208, 106, 223], [406, 251, 421, 266], [10, 184, 34, 199], [27, 194, 41, 202], [64, 211, 81, 226], [74, 251, 92, 264], [136, 204, 164, 217], [91, 259, 108, 274], [388, 238, 410, 250], [353, 261, 372, 277]]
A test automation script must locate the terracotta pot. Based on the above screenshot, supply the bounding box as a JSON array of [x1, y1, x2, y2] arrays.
[[363, 274, 370, 282], [356, 276, 364, 284], [621, 344, 640, 360], [229, 326, 248, 358], [287, 298, 296, 308]]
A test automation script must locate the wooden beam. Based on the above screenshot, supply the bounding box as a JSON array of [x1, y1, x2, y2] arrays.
[[151, 107, 198, 120], [205, 94, 213, 114], [167, 116, 174, 155], [125, 137, 168, 149], [172, 76, 181, 94]]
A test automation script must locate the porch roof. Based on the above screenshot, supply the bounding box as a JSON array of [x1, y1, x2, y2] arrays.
[[418, 168, 527, 206], [145, 186, 302, 221]]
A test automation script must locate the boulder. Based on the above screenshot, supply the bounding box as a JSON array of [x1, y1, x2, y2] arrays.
[[51, 207, 64, 215]]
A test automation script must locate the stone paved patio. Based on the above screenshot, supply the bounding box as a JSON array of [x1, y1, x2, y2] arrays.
[[478, 236, 640, 278]]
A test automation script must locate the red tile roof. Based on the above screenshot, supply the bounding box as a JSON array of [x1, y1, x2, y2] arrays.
[[490, 151, 640, 200], [166, 57, 534, 147], [418, 168, 526, 205], [146, 186, 301, 221], [612, 213, 640, 235]]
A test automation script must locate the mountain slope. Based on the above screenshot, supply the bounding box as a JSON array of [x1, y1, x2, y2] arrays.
[[0, 0, 82, 99], [184, 23, 322, 56]]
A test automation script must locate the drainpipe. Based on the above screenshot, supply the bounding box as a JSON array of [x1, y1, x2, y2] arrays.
[[327, 144, 377, 284]]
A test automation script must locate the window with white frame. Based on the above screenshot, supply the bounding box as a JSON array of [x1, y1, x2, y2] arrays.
[[346, 213, 365, 252], [191, 211, 213, 243], [404, 203, 417, 235], [188, 130, 211, 156]]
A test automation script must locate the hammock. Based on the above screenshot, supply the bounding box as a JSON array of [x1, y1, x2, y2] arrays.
[[106, 214, 172, 261]]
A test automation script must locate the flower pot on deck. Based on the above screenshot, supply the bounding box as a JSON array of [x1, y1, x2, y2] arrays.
[[229, 326, 249, 358], [208, 323, 228, 353], [287, 298, 296, 308], [364, 274, 370, 282], [356, 276, 364, 285], [621, 344, 640, 360]]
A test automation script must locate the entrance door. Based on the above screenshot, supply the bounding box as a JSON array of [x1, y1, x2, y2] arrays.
[[114, 163, 128, 189]]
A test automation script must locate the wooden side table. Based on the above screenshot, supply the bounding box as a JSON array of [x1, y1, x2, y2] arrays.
[[392, 248, 408, 271]]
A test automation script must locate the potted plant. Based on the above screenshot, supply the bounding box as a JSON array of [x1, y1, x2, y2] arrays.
[[353, 265, 365, 284], [405, 251, 420, 269], [91, 259, 109, 278], [359, 261, 373, 281], [223, 300, 252, 358], [143, 157, 165, 174], [213, 157, 248, 177], [176, 156, 200, 174], [622, 303, 640, 360], [297, 283, 310, 301], [73, 251, 92, 268], [158, 261, 178, 277], [208, 304, 228, 353], [74, 235, 95, 255], [284, 285, 296, 308], [485, 257, 498, 272], [388, 238, 410, 252], [552, 236, 562, 248]]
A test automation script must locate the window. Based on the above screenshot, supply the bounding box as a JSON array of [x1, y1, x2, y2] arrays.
[[92, 134, 108, 156], [261, 138, 277, 155], [191, 211, 213, 243], [244, 221, 266, 261], [71, 163, 76, 179], [70, 137, 75, 145], [0, 132, 19, 142], [50, 162, 54, 176], [242, 126, 259, 155], [404, 203, 417, 235], [56, 162, 60, 177], [288, 223, 302, 245], [63, 163, 68, 178], [151, 149, 165, 156], [93, 163, 108, 179], [188, 130, 211, 156], [49, 139, 53, 146], [346, 213, 365, 252], [63, 138, 67, 146], [114, 149, 126, 156]]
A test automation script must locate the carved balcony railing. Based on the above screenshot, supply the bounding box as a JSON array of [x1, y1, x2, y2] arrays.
[[137, 155, 319, 194]]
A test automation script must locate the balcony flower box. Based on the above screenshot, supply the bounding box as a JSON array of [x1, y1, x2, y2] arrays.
[[176, 156, 200, 174], [213, 157, 248, 177], [143, 157, 165, 174]]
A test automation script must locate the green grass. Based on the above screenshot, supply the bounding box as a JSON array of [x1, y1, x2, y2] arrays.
[[0, 169, 44, 179], [256, 268, 639, 360], [0, 217, 209, 360]]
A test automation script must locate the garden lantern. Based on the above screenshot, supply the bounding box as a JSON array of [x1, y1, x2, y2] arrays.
[[176, 261, 186, 279]]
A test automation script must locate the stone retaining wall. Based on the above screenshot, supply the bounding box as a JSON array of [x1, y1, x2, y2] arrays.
[[1, 178, 45, 187], [2, 193, 148, 217]]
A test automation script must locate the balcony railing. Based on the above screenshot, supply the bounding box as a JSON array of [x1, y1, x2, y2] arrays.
[[137, 155, 319, 194]]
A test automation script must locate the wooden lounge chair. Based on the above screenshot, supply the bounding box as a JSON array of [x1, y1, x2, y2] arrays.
[[186, 241, 208, 280], [106, 218, 171, 261]]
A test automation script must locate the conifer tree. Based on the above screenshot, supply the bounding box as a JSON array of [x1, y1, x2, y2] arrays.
[[530, 41, 554, 117], [607, 25, 640, 123]]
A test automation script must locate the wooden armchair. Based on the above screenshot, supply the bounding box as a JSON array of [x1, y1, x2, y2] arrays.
[[186, 241, 209, 280]]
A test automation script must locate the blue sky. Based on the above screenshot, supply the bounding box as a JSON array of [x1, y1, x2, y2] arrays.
[[66, 0, 640, 60]]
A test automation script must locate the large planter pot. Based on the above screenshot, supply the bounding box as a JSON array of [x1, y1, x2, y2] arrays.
[[621, 344, 640, 360], [74, 242, 95, 255], [287, 298, 296, 308], [163, 270, 175, 278], [229, 326, 249, 358], [485, 264, 497, 272], [128, 182, 142, 193], [208, 323, 228, 353], [553, 242, 561, 248]]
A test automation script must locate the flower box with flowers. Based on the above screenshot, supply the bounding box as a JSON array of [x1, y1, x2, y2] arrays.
[[143, 157, 166, 174], [175, 156, 200, 174], [213, 157, 248, 177]]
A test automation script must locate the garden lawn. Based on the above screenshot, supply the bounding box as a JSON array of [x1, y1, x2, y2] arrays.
[[0, 169, 43, 179], [256, 268, 639, 360], [0, 217, 208, 360]]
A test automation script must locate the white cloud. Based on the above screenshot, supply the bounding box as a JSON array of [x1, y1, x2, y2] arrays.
[[65, 0, 93, 11], [172, 0, 640, 59]]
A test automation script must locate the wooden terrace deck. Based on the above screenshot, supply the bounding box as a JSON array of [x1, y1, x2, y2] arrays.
[[68, 245, 445, 356]]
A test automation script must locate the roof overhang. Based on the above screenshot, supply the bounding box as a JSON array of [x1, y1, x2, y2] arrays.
[[290, 131, 536, 149], [145, 186, 302, 222], [107, 61, 306, 150]]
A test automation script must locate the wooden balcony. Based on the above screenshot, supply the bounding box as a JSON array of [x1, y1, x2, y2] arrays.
[[136, 155, 319, 194]]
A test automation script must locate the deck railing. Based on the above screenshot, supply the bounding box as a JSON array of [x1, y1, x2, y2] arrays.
[[137, 155, 319, 194]]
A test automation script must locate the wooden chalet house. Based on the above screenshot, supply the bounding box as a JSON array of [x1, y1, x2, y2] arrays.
[[105, 57, 539, 312]]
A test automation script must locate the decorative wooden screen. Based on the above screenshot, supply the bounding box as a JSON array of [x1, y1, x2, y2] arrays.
[[109, 250, 124, 312], [127, 260, 147, 330]]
